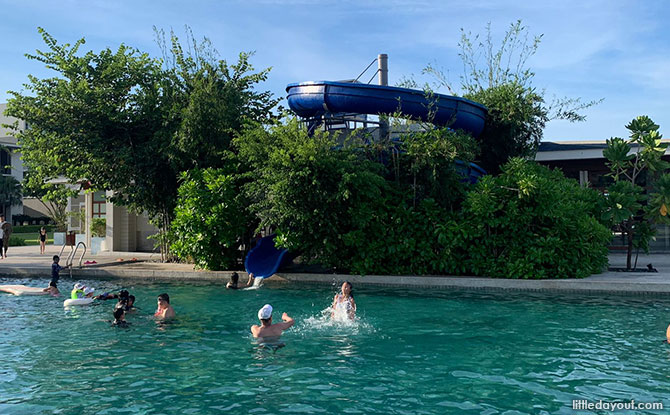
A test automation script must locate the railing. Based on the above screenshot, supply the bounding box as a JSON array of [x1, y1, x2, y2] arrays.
[[66, 242, 86, 277]]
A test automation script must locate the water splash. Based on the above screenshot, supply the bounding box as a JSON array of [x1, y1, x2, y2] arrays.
[[242, 277, 264, 291]]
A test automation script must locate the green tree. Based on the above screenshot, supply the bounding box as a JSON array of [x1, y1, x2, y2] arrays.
[[425, 20, 600, 173], [602, 116, 670, 270], [0, 175, 22, 217], [6, 28, 277, 259]]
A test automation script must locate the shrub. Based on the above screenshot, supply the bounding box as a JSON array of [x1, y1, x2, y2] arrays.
[[90, 218, 106, 237], [171, 168, 251, 270], [449, 158, 611, 278], [9, 236, 27, 246]]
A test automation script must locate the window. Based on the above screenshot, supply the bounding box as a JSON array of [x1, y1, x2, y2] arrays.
[[0, 150, 10, 175], [92, 191, 106, 218]]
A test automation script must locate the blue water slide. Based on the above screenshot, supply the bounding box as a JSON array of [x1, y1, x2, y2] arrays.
[[244, 235, 289, 279], [286, 81, 487, 136]]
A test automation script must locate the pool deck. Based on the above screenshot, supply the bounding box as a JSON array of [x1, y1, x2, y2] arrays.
[[1, 245, 670, 294]]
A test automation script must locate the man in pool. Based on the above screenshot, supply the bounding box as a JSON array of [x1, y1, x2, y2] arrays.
[[154, 293, 175, 320], [250, 304, 294, 339]]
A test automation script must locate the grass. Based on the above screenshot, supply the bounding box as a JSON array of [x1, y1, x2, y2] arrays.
[[11, 233, 54, 246]]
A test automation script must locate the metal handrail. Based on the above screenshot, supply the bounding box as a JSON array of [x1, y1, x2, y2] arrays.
[[67, 242, 86, 269]]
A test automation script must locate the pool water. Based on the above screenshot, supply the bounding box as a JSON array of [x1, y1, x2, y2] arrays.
[[1, 277, 670, 414]]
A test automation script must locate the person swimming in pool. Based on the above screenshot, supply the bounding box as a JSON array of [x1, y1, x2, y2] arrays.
[[251, 304, 294, 339], [227, 272, 240, 289], [331, 281, 356, 320], [111, 306, 130, 328], [154, 293, 175, 320]]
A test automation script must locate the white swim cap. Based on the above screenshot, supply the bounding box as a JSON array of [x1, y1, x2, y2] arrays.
[[84, 287, 95, 295], [258, 304, 273, 320], [74, 283, 84, 291]]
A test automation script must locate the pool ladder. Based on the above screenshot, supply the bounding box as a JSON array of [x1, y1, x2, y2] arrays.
[[59, 241, 87, 277]]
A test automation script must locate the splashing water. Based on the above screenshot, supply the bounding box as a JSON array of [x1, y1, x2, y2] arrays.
[[242, 276, 264, 290]]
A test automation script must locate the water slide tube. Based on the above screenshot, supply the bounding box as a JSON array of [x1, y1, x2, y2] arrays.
[[244, 235, 290, 279], [285, 81, 487, 136]]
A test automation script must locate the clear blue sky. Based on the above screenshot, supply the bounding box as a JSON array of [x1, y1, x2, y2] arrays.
[[1, 0, 668, 142]]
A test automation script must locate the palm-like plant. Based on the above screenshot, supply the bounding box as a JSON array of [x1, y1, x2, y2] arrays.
[[0, 175, 23, 215]]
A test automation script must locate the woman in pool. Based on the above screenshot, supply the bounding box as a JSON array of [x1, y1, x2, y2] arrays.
[[331, 281, 356, 320], [154, 293, 175, 320]]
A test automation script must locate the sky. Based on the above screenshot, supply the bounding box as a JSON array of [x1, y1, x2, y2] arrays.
[[1, 0, 668, 142]]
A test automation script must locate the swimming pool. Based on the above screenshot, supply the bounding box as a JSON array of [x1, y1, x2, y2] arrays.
[[1, 277, 669, 414]]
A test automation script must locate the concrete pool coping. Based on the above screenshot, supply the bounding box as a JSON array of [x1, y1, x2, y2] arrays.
[[1, 245, 670, 295]]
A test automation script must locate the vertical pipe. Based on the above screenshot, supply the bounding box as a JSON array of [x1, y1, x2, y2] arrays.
[[378, 54, 389, 142]]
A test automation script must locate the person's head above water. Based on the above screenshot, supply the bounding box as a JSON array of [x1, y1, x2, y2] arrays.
[[258, 304, 273, 324], [341, 281, 353, 297], [128, 295, 135, 306], [53, 255, 60, 263], [157, 293, 170, 304], [230, 272, 239, 284]]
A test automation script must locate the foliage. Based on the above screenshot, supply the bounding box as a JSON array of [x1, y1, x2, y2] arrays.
[[5, 28, 277, 260], [171, 166, 252, 270], [0, 175, 22, 209], [450, 158, 611, 278], [235, 119, 392, 270], [8, 235, 27, 247], [603, 115, 670, 269], [425, 20, 600, 174], [90, 218, 106, 238]]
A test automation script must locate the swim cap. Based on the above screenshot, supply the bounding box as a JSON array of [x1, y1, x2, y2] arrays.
[[258, 304, 273, 320], [84, 287, 95, 295], [73, 283, 85, 291]]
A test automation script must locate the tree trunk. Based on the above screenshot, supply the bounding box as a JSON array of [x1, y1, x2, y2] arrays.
[[626, 228, 634, 270]]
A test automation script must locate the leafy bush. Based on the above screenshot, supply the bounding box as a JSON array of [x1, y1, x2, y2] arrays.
[[448, 158, 611, 278], [171, 167, 251, 270], [90, 218, 106, 237], [9, 235, 27, 246]]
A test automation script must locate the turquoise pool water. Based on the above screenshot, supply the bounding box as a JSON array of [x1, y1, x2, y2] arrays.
[[1, 277, 669, 414]]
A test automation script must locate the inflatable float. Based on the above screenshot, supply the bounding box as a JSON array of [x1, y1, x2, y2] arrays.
[[63, 297, 94, 307], [0, 285, 48, 296]]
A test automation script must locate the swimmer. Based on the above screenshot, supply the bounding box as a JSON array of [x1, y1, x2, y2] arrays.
[[71, 283, 95, 300], [154, 293, 175, 320], [251, 304, 294, 339], [227, 272, 239, 289], [95, 289, 129, 302], [331, 281, 356, 320], [111, 306, 130, 328], [42, 255, 70, 295]]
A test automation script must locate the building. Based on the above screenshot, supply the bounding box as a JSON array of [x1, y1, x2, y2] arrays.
[[536, 140, 670, 252]]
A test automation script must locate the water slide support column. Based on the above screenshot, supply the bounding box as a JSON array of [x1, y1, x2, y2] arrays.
[[378, 53, 389, 142]]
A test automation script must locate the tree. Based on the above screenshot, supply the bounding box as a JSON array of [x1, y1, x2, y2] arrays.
[[5, 28, 277, 259], [22, 176, 75, 231], [425, 20, 600, 173], [602, 116, 670, 270], [0, 175, 22, 216]]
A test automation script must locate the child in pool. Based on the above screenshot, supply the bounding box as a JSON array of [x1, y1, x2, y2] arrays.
[[227, 272, 239, 289], [154, 293, 175, 320], [331, 281, 356, 320], [111, 306, 130, 328], [42, 255, 71, 296]]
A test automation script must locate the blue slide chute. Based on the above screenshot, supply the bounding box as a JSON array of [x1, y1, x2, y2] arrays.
[[286, 81, 487, 136], [244, 235, 289, 279]]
